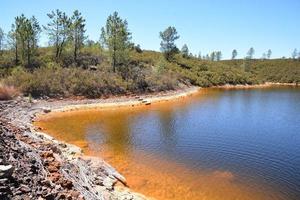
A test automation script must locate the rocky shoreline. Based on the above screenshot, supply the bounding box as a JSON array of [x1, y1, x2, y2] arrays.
[[0, 87, 201, 200], [1, 84, 298, 199], [0, 99, 149, 200]]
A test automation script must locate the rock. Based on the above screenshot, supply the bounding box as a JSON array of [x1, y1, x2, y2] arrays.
[[44, 193, 55, 200], [71, 190, 80, 198], [59, 143, 67, 148], [0, 164, 14, 178], [19, 184, 31, 193], [60, 179, 73, 189], [42, 107, 51, 113], [103, 177, 114, 191], [49, 172, 61, 182], [0, 178, 8, 184], [0, 185, 9, 193], [41, 180, 51, 187], [88, 65, 98, 71], [120, 194, 134, 200], [41, 151, 54, 159], [48, 165, 59, 173], [66, 144, 82, 156]]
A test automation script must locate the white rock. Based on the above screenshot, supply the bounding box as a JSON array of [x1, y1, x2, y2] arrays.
[[0, 165, 14, 178]]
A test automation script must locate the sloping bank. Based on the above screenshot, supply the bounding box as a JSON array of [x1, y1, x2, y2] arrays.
[[0, 86, 200, 200]]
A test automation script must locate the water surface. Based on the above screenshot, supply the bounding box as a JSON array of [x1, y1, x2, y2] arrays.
[[36, 87, 300, 200]]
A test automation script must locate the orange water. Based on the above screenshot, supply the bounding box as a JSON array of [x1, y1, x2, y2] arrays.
[[34, 88, 299, 200]]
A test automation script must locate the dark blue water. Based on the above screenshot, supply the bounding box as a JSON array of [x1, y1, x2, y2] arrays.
[[114, 87, 300, 200], [41, 87, 300, 200]]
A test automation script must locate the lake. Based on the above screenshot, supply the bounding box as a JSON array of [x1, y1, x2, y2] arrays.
[[35, 86, 300, 200]]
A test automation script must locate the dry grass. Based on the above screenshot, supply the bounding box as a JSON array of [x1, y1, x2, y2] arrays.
[[0, 84, 20, 100]]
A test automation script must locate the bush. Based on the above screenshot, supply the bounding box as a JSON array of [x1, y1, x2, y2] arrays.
[[0, 84, 19, 100], [2, 46, 300, 99], [4, 66, 129, 98]]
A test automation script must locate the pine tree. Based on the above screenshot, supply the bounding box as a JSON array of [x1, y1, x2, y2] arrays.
[[0, 27, 4, 56], [44, 9, 71, 61], [232, 49, 237, 60], [181, 44, 189, 58], [159, 26, 180, 61], [70, 10, 86, 63], [101, 11, 132, 72], [247, 47, 255, 59]]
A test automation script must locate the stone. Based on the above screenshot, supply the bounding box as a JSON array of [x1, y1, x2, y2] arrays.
[[103, 177, 114, 191], [44, 193, 55, 200], [42, 107, 51, 113], [60, 179, 73, 189], [71, 190, 80, 198], [49, 172, 61, 182], [0, 185, 9, 193], [0, 165, 14, 178], [41, 151, 53, 159], [48, 165, 59, 173], [0, 178, 8, 184], [19, 184, 31, 193]]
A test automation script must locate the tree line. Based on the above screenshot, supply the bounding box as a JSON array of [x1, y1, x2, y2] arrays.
[[158, 26, 300, 61], [0, 10, 300, 72]]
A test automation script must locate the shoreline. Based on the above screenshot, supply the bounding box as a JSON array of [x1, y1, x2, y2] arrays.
[[211, 82, 299, 89], [0, 99, 151, 199], [34, 86, 201, 114], [0, 86, 201, 200], [1, 83, 298, 199], [33, 82, 299, 115]]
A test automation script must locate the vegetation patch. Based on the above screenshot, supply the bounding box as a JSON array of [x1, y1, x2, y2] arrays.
[[0, 11, 299, 99]]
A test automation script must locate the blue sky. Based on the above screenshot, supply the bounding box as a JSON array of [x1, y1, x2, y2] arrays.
[[1, 0, 300, 59]]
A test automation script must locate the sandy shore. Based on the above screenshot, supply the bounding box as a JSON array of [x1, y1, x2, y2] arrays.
[[212, 82, 299, 89], [32, 83, 299, 115], [35, 86, 201, 113]]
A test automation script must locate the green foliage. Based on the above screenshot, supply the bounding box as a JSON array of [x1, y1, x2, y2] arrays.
[[100, 12, 132, 72], [181, 44, 189, 58], [232, 49, 237, 60], [44, 9, 71, 61], [222, 59, 300, 84], [0, 28, 4, 56], [1, 11, 300, 100], [159, 26, 180, 61], [70, 10, 86, 63], [292, 49, 298, 59], [246, 47, 255, 59], [10, 14, 41, 68], [267, 49, 272, 59], [2, 48, 300, 98]]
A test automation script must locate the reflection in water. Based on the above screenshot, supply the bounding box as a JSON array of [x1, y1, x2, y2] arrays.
[[158, 107, 178, 151], [35, 87, 300, 200]]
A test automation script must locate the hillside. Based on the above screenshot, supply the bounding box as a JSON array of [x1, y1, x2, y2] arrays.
[[1, 48, 300, 99]]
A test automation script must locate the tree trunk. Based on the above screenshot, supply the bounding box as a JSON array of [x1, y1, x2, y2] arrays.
[[112, 33, 116, 72], [27, 40, 30, 67], [15, 43, 19, 65], [58, 40, 65, 60], [55, 42, 60, 62], [74, 39, 78, 64]]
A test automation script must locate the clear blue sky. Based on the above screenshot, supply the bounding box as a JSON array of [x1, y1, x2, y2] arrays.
[[1, 0, 300, 59]]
